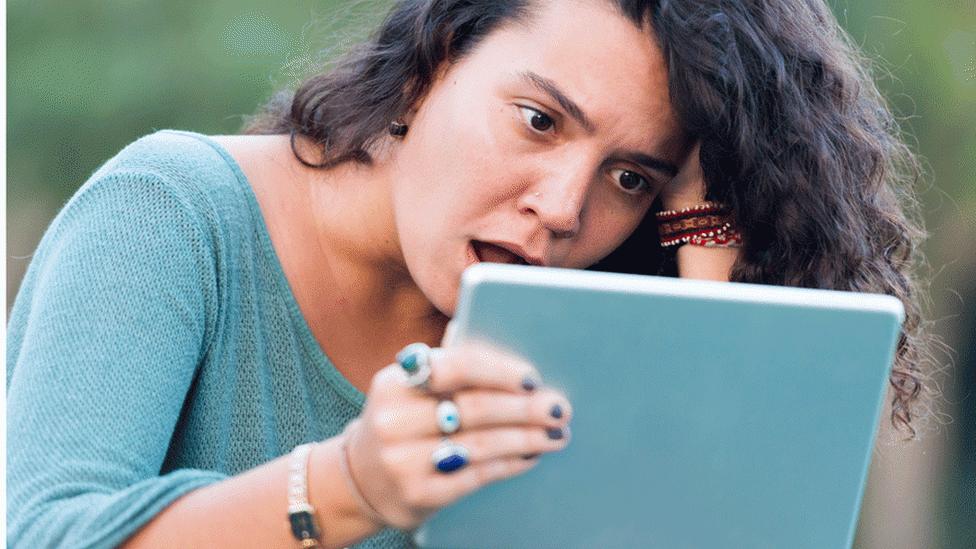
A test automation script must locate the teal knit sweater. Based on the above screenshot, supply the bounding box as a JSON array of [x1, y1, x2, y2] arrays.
[[6, 131, 411, 548]]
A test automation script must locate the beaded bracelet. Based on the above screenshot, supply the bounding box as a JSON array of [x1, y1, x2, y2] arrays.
[[654, 201, 728, 221], [655, 202, 743, 248], [288, 443, 323, 548]]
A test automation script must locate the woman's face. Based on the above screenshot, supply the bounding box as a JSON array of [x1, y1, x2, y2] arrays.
[[389, 0, 687, 315]]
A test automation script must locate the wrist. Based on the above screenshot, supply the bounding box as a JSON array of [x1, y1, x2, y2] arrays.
[[335, 422, 390, 529], [675, 244, 739, 281], [305, 438, 383, 548]]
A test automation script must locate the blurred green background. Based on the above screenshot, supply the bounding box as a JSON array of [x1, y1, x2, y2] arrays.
[[6, 1, 975, 547]]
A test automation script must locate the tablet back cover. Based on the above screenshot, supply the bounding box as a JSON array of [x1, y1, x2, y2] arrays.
[[413, 264, 903, 549]]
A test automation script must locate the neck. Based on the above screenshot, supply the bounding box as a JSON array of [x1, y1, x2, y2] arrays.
[[295, 138, 449, 344]]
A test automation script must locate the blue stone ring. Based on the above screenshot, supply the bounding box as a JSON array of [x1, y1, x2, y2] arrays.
[[396, 342, 433, 392], [432, 438, 470, 474], [436, 399, 461, 435]]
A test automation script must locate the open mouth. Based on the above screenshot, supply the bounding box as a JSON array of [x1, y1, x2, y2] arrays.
[[470, 240, 530, 266]]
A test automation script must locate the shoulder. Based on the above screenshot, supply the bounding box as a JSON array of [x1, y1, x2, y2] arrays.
[[203, 133, 304, 211], [41, 131, 252, 264], [93, 130, 245, 198], [98, 130, 232, 176], [73, 131, 289, 231], [96, 130, 296, 209], [55, 130, 305, 259]]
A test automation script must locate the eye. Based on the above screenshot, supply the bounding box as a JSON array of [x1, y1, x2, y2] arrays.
[[609, 168, 653, 195], [517, 105, 555, 133]]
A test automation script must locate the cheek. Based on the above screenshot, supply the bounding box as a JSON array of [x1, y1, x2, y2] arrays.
[[430, 105, 525, 220], [568, 204, 648, 267], [391, 113, 506, 278], [409, 101, 509, 203]]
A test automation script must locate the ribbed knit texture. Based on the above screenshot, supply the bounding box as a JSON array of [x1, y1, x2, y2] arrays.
[[6, 130, 412, 548]]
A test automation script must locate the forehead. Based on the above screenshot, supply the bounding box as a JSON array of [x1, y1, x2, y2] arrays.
[[460, 0, 684, 152]]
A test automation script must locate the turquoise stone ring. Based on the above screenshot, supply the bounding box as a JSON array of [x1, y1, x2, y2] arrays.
[[396, 342, 429, 373], [396, 342, 433, 391]]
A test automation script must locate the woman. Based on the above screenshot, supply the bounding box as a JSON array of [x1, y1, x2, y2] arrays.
[[6, 0, 929, 547]]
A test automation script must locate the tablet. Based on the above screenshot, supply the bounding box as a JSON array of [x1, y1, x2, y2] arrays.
[[412, 263, 904, 549]]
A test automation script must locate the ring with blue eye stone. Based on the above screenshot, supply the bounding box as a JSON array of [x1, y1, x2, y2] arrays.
[[436, 399, 461, 434], [432, 438, 470, 474]]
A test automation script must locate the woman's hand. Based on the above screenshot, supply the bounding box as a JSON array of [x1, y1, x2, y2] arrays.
[[658, 141, 741, 281], [341, 342, 573, 530], [658, 142, 706, 212]]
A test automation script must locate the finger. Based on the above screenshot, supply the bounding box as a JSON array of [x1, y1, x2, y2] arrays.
[[368, 362, 425, 400], [394, 424, 570, 470], [385, 388, 572, 438], [424, 342, 542, 395], [453, 425, 571, 463], [422, 455, 542, 508], [449, 388, 573, 433]]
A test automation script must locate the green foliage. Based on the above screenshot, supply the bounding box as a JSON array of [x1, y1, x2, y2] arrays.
[[7, 0, 386, 204]]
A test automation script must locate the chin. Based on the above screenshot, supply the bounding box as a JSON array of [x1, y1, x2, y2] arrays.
[[424, 293, 458, 323], [417, 269, 461, 320], [408, 242, 472, 320]]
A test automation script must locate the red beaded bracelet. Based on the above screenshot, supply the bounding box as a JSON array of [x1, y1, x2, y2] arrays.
[[655, 202, 743, 248]]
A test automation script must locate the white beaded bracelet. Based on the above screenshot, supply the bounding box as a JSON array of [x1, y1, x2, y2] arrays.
[[288, 443, 323, 548]]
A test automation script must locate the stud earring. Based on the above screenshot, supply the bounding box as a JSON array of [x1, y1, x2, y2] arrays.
[[389, 121, 409, 137]]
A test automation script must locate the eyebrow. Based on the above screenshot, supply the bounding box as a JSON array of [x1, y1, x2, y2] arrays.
[[516, 70, 680, 179], [618, 152, 679, 178], [519, 70, 596, 133]]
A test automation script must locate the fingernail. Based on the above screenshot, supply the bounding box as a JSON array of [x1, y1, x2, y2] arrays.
[[521, 453, 540, 460], [521, 376, 539, 392], [550, 404, 563, 419], [546, 427, 564, 440]]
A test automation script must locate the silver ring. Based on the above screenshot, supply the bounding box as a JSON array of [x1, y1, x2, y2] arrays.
[[396, 342, 433, 391], [436, 400, 461, 434], [431, 438, 470, 474]]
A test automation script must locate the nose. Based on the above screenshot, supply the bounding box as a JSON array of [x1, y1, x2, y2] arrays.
[[518, 163, 591, 239]]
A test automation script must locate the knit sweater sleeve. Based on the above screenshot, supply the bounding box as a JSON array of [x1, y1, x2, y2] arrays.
[[6, 169, 228, 548]]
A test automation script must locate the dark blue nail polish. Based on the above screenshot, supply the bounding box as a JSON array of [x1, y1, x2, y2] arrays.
[[546, 427, 564, 440], [522, 376, 538, 392], [550, 404, 563, 419]]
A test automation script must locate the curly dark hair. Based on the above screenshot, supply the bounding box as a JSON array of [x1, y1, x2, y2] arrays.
[[244, 0, 931, 438]]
